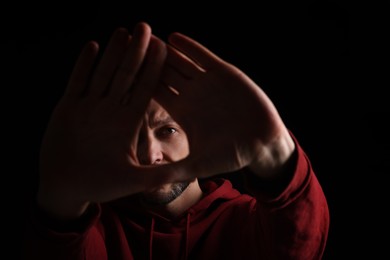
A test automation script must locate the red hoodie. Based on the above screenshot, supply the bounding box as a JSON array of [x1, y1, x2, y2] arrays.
[[23, 142, 329, 260]]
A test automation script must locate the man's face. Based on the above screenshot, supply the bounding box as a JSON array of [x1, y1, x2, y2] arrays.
[[137, 99, 190, 205]]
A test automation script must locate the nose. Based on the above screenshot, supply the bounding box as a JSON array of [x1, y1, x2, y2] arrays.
[[137, 134, 163, 165]]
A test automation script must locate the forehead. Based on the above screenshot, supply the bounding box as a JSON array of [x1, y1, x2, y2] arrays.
[[142, 99, 183, 130], [145, 99, 169, 119]]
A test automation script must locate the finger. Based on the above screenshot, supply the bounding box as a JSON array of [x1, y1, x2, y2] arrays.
[[88, 27, 130, 97], [64, 41, 99, 98], [160, 64, 190, 94], [153, 82, 181, 112], [159, 153, 235, 181], [108, 22, 152, 100], [168, 32, 223, 70], [131, 161, 194, 191], [166, 44, 205, 77], [123, 36, 167, 127]]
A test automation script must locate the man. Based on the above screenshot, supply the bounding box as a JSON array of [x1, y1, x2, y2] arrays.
[[24, 22, 329, 259]]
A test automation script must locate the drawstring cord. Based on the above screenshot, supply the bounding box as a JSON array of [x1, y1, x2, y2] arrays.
[[183, 212, 191, 260], [149, 218, 155, 260], [149, 213, 191, 260]]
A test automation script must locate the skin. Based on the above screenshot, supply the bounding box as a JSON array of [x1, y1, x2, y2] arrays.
[[156, 33, 295, 180], [37, 23, 174, 220], [36, 22, 295, 222], [135, 99, 203, 217]]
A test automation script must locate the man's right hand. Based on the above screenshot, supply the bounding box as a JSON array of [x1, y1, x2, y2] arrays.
[[37, 23, 170, 220]]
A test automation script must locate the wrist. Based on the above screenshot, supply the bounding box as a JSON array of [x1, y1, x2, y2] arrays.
[[33, 199, 98, 233], [36, 185, 90, 222], [248, 131, 295, 180]]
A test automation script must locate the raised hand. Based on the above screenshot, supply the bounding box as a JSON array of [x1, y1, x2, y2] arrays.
[[37, 23, 172, 219], [156, 33, 295, 180]]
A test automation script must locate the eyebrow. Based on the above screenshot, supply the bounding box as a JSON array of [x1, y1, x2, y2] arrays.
[[149, 116, 177, 129]]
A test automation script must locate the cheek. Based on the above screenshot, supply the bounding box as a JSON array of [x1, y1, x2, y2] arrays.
[[178, 137, 190, 158], [165, 135, 190, 161]]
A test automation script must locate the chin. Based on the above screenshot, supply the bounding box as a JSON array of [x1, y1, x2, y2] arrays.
[[141, 182, 190, 206]]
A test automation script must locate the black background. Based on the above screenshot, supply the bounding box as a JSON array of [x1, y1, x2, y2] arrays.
[[2, 1, 388, 259]]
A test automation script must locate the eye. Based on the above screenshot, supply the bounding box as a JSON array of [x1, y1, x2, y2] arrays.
[[156, 127, 177, 138]]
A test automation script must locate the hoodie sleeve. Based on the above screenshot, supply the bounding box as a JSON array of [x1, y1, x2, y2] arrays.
[[23, 202, 108, 260], [243, 134, 330, 260]]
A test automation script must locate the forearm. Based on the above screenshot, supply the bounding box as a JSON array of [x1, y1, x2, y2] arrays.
[[23, 202, 107, 260], [245, 138, 329, 259]]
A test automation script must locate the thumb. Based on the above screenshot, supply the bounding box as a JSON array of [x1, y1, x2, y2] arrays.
[[130, 160, 195, 190]]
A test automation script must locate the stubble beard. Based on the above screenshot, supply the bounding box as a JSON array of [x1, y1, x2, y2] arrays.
[[140, 182, 191, 206]]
